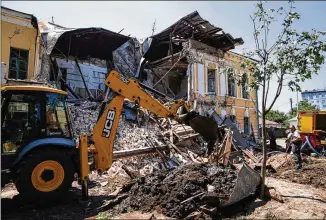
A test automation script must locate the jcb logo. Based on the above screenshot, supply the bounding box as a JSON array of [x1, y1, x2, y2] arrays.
[[102, 110, 116, 138], [120, 74, 130, 84]]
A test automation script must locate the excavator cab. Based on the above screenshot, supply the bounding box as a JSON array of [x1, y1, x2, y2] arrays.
[[1, 85, 76, 202]]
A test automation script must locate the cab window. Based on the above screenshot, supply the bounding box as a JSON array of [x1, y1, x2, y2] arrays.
[[46, 93, 70, 137], [2, 94, 41, 153]]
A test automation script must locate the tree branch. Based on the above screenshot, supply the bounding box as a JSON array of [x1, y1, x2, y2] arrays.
[[266, 72, 284, 113]]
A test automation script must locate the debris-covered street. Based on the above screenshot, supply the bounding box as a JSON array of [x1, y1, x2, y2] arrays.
[[1, 1, 326, 220]]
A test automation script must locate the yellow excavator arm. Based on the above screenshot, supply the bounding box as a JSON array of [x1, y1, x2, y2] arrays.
[[84, 70, 187, 174]]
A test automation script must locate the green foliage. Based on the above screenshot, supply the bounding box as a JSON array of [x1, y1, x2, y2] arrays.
[[234, 0, 326, 198], [266, 110, 289, 127], [289, 100, 319, 118], [231, 0, 326, 114]]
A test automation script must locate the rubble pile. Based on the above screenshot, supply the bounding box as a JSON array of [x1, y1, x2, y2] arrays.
[[114, 119, 161, 151], [116, 163, 238, 219], [68, 101, 100, 138]]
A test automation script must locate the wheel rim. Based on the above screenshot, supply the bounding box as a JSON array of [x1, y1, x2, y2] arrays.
[[31, 160, 65, 192]]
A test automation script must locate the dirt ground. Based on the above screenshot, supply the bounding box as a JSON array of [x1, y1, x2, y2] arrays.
[[244, 177, 326, 219], [267, 153, 326, 189], [2, 156, 326, 220]]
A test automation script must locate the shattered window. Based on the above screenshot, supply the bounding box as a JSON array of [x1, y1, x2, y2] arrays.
[[8, 47, 29, 80], [207, 69, 216, 94]]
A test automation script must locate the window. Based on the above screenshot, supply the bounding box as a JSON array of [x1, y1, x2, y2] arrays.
[[207, 69, 216, 94], [2, 94, 41, 153], [8, 47, 29, 79], [322, 100, 325, 103], [242, 74, 249, 99], [317, 100, 319, 103], [244, 117, 250, 135], [227, 69, 236, 97], [46, 93, 70, 137]]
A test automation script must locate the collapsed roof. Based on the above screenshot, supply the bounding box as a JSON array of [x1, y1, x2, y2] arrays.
[[51, 27, 131, 61], [144, 11, 244, 62]]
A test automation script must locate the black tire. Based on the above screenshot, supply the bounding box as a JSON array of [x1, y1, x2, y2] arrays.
[[15, 148, 75, 204]]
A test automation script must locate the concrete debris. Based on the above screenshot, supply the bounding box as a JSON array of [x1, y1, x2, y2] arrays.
[[68, 101, 100, 138], [114, 118, 161, 151]]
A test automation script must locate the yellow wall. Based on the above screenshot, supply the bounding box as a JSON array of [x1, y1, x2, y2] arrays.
[[1, 14, 38, 79], [192, 51, 259, 137]]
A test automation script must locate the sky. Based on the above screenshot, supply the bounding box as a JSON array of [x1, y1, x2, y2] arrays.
[[3, 1, 326, 113]]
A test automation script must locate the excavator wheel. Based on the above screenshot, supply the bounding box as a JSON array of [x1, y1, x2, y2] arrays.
[[15, 148, 75, 204]]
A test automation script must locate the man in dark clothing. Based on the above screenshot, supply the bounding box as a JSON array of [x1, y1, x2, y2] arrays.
[[268, 127, 277, 150]]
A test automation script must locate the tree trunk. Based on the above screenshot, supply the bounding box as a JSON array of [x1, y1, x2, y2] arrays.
[[260, 109, 267, 199]]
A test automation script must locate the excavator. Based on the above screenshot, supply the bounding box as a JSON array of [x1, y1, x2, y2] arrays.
[[1, 70, 217, 203]]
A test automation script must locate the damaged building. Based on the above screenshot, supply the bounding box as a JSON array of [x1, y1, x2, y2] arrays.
[[1, 6, 40, 82], [138, 11, 260, 139], [35, 21, 131, 99]]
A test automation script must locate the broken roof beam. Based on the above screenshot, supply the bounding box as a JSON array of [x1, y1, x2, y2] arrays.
[[150, 52, 182, 66], [74, 57, 94, 100]]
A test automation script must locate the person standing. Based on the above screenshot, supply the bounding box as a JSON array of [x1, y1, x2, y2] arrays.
[[287, 125, 303, 169], [268, 127, 277, 150]]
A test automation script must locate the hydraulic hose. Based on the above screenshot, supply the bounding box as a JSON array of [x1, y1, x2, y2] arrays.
[[301, 136, 323, 157]]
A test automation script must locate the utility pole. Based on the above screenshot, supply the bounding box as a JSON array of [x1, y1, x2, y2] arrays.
[[290, 98, 293, 113], [151, 19, 156, 36], [296, 89, 299, 117], [52, 16, 54, 23]]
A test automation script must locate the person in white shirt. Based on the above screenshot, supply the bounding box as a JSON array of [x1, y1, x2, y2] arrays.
[[286, 125, 303, 169]]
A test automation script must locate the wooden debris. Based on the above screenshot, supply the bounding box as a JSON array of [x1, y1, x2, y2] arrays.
[[222, 134, 232, 165], [265, 187, 284, 203], [180, 192, 205, 204], [243, 149, 258, 163], [121, 165, 140, 179], [113, 145, 169, 159]]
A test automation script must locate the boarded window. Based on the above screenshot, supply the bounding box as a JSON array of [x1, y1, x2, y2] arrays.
[[207, 69, 216, 94], [9, 47, 29, 80]]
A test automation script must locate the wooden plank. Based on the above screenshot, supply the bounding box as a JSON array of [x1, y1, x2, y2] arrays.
[[242, 149, 258, 163], [113, 145, 169, 160], [222, 133, 233, 165], [179, 133, 200, 141]]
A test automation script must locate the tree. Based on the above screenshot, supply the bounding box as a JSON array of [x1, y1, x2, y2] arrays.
[[266, 110, 289, 127], [228, 0, 326, 198], [289, 100, 319, 118]]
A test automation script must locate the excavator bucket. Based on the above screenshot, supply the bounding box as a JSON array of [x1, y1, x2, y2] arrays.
[[189, 116, 219, 142], [181, 111, 219, 143]]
